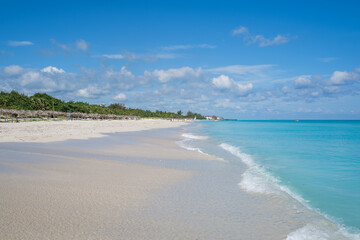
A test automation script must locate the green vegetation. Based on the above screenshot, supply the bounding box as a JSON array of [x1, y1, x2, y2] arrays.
[[0, 91, 205, 119]]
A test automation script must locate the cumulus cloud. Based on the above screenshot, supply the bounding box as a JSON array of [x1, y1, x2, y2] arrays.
[[328, 70, 359, 85], [19, 71, 70, 93], [105, 66, 134, 79], [0, 65, 146, 99], [1, 65, 76, 94], [8, 41, 33, 46], [113, 93, 127, 101], [41, 66, 65, 74], [294, 75, 312, 88], [236, 82, 253, 95], [212, 74, 253, 96], [76, 85, 108, 98], [3, 65, 24, 76], [76, 39, 90, 51], [103, 66, 137, 90], [212, 75, 233, 89], [147, 66, 202, 83], [232, 26, 291, 47], [276, 68, 360, 101]]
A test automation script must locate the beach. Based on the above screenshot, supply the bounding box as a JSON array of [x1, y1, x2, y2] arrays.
[[0, 119, 188, 143], [0, 119, 331, 239]]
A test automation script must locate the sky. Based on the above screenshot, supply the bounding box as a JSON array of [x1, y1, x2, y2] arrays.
[[1, 0, 360, 119]]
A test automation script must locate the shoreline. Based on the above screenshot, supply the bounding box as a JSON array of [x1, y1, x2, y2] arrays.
[[0, 120, 333, 239]]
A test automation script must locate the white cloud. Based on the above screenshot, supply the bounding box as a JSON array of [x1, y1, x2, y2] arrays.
[[281, 86, 291, 93], [294, 75, 312, 88], [76, 85, 108, 98], [328, 70, 358, 85], [103, 54, 124, 59], [19, 71, 66, 92], [113, 93, 127, 101], [212, 74, 253, 96], [1, 65, 76, 94], [105, 66, 134, 79], [236, 82, 253, 95], [233, 26, 249, 36], [8, 41, 33, 46], [278, 69, 360, 100], [104, 66, 136, 90], [232, 26, 291, 47], [212, 75, 233, 89], [254, 34, 290, 47], [3, 65, 24, 76], [148, 66, 202, 83], [76, 39, 90, 51], [41, 66, 65, 74], [20, 71, 41, 86]]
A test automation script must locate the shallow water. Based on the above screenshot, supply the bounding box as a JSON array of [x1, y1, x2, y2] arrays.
[[181, 120, 360, 239]]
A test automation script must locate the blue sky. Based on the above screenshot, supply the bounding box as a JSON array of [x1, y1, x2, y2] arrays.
[[1, 0, 360, 119]]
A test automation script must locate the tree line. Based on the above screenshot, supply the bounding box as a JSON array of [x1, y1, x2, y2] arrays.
[[0, 91, 206, 119]]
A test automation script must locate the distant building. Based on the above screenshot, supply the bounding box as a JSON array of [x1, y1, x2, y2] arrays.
[[205, 115, 218, 120]]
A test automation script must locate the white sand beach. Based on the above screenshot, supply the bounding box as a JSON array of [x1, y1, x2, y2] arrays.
[[0, 120, 219, 239], [0, 119, 187, 143]]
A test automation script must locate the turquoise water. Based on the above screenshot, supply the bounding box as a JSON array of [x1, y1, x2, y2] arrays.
[[185, 120, 360, 238]]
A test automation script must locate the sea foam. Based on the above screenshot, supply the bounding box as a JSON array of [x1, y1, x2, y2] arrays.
[[220, 143, 280, 194], [178, 133, 208, 154], [178, 133, 227, 161], [285, 222, 360, 240], [285, 224, 330, 240], [220, 142, 360, 240], [178, 140, 205, 154], [219, 143, 308, 204]]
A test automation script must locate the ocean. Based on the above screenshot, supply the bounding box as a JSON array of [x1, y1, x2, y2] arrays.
[[180, 120, 360, 239]]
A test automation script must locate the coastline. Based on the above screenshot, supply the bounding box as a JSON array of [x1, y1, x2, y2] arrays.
[[0, 120, 336, 239]]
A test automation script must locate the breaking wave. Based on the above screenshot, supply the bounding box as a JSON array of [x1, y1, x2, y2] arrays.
[[219, 142, 360, 240], [182, 133, 209, 140]]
